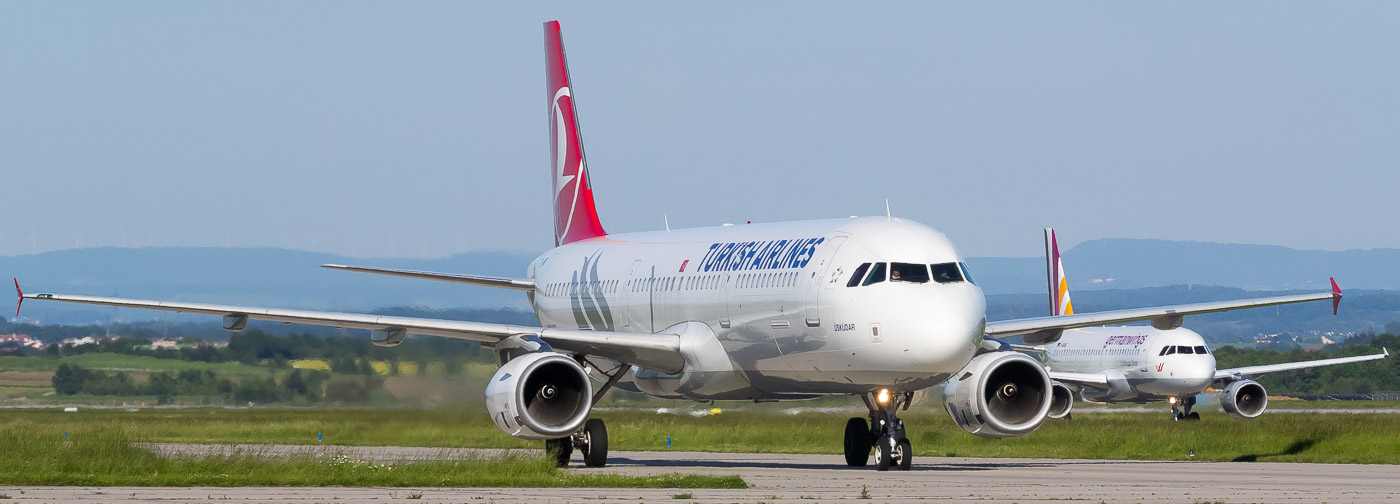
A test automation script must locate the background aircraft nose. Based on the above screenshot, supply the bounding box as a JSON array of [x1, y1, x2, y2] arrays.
[[1191, 355, 1217, 385]]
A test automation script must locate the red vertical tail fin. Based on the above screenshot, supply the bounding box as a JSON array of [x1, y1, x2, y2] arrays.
[[544, 21, 606, 246]]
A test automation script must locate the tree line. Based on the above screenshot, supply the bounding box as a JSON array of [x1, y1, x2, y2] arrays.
[[1214, 333, 1399, 395], [50, 364, 386, 405]]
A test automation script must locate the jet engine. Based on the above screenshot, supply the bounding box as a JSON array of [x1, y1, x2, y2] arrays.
[[1220, 379, 1268, 419], [942, 351, 1053, 438], [484, 352, 592, 439], [1047, 381, 1074, 419]]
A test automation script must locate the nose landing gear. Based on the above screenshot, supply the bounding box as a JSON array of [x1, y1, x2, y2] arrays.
[[1171, 396, 1200, 421], [844, 390, 914, 471]]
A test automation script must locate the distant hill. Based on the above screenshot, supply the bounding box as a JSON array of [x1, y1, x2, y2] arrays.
[[5, 247, 536, 324], [5, 240, 1398, 327]]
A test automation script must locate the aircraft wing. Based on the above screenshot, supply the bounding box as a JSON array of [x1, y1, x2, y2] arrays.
[[321, 264, 536, 291], [1047, 371, 1109, 389], [15, 288, 684, 373], [1215, 348, 1389, 380], [984, 279, 1341, 344]]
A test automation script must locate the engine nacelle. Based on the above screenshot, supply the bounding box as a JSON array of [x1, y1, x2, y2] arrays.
[[484, 352, 592, 440], [1047, 381, 1074, 419], [943, 351, 1052, 438], [1220, 379, 1268, 419]]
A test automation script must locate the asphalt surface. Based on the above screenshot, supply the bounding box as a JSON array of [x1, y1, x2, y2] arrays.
[[4, 444, 1396, 503]]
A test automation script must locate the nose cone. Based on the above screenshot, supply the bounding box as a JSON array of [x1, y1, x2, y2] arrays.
[[895, 284, 985, 374], [1141, 354, 1215, 396], [1185, 355, 1217, 390]]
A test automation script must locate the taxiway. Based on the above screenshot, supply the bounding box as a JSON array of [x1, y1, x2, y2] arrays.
[[13, 445, 1399, 503]]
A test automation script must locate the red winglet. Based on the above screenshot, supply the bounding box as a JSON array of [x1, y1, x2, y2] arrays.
[[13, 278, 22, 318], [1330, 277, 1342, 315]]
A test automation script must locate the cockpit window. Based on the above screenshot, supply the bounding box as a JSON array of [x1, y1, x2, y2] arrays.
[[959, 262, 977, 285], [862, 262, 888, 286], [929, 262, 965, 284], [890, 263, 929, 283], [847, 263, 871, 287], [1160, 346, 1175, 356], [1194, 346, 1208, 355], [1177, 345, 1193, 354]]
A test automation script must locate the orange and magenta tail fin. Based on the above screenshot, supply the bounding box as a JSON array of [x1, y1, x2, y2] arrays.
[[1044, 228, 1073, 316], [544, 21, 607, 246]]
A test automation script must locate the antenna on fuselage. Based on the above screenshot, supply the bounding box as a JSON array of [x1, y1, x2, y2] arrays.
[[885, 199, 891, 222], [664, 214, 671, 232]]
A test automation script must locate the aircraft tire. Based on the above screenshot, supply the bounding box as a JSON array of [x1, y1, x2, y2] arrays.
[[545, 438, 573, 467], [582, 418, 609, 467], [1188, 412, 1201, 421], [843, 417, 872, 466], [875, 436, 893, 471], [896, 438, 913, 471]]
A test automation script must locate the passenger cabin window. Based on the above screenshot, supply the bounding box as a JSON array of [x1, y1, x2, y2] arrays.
[[1193, 346, 1208, 355], [929, 262, 965, 284], [890, 263, 930, 283], [862, 263, 888, 286]]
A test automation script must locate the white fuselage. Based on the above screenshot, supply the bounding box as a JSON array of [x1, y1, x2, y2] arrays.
[[526, 217, 987, 401], [1044, 327, 1217, 402]]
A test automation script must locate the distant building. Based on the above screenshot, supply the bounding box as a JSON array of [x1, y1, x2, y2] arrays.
[[146, 337, 229, 349], [61, 336, 98, 347], [0, 333, 43, 349]]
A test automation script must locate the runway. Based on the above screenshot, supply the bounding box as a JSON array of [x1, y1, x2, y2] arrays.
[[11, 444, 1400, 503]]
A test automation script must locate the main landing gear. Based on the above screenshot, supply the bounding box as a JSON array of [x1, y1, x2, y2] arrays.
[[844, 389, 914, 471], [1171, 396, 1200, 421], [545, 359, 628, 468]]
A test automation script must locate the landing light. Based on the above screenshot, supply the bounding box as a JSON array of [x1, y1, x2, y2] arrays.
[[1168, 397, 1178, 405], [877, 388, 891, 405]]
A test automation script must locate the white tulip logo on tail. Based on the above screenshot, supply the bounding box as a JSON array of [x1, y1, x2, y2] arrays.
[[552, 86, 580, 245]]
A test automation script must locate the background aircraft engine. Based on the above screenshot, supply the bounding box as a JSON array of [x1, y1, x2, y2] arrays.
[[1220, 379, 1268, 419], [1047, 381, 1074, 419], [943, 351, 1053, 438], [484, 352, 592, 440]]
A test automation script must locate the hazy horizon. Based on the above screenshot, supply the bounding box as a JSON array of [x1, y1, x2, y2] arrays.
[[6, 234, 1400, 262]]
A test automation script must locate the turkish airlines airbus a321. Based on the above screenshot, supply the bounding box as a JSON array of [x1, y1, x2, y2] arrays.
[[13, 22, 1353, 471], [1019, 229, 1388, 422]]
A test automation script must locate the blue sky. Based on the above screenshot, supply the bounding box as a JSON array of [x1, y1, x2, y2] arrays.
[[4, 2, 1397, 259]]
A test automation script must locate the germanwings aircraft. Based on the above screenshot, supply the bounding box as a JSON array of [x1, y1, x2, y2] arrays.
[[1020, 229, 1388, 421], [11, 22, 1361, 471]]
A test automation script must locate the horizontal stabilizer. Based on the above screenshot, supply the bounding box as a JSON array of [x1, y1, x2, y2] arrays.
[[321, 264, 536, 292]]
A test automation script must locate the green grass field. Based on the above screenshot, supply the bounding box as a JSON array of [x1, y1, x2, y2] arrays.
[[0, 426, 744, 488], [2, 407, 1396, 464]]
